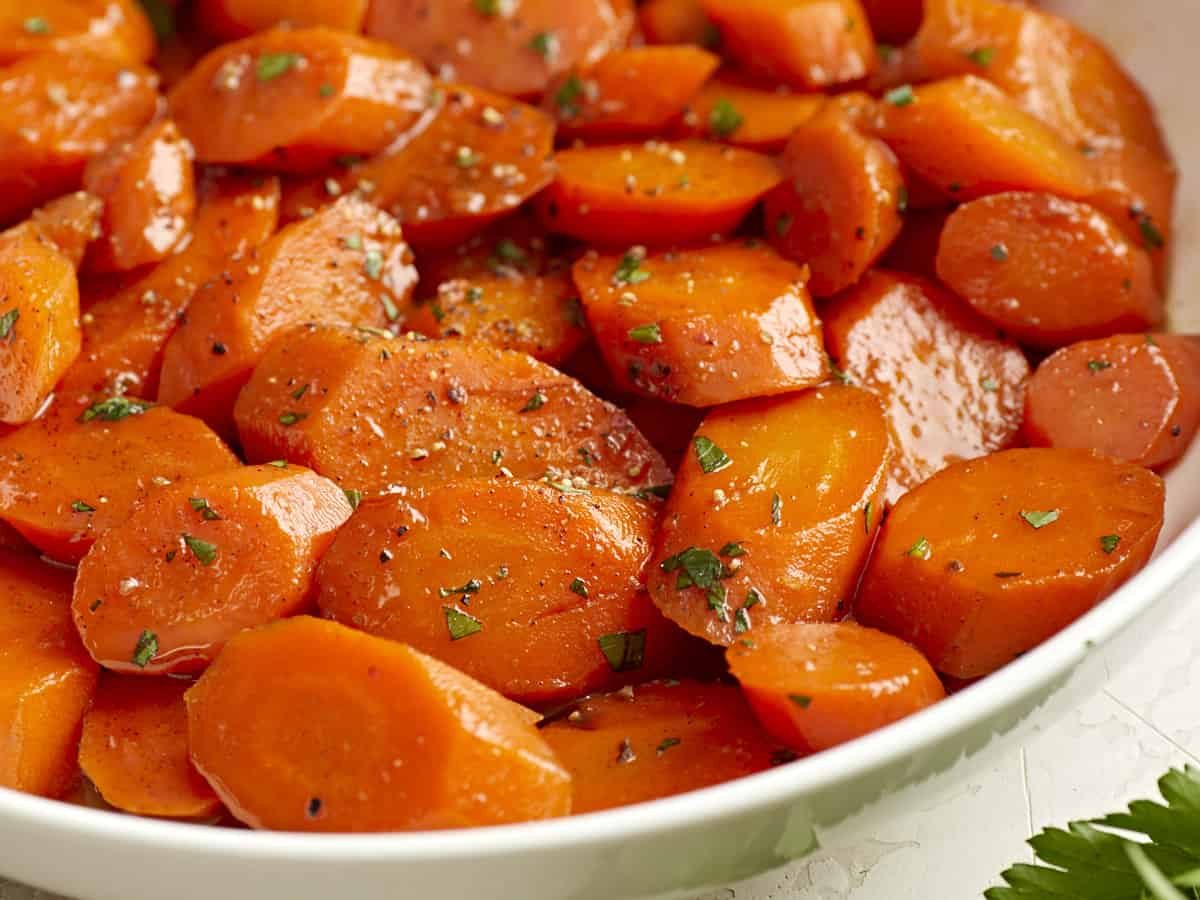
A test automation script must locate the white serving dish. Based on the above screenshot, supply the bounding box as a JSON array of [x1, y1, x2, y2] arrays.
[[1, 3, 1197, 898]]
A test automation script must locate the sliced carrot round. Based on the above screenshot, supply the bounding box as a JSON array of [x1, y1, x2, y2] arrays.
[[677, 70, 824, 153], [639, 0, 717, 47], [0, 0, 155, 66]]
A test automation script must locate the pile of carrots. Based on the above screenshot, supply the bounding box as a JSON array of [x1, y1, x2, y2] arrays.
[[0, 0, 1190, 832]]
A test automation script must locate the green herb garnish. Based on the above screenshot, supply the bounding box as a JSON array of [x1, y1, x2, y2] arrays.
[[520, 391, 547, 413], [1020, 509, 1061, 530], [182, 534, 217, 566], [569, 577, 589, 598], [256, 52, 301, 82], [78, 396, 152, 423], [1100, 534, 1121, 554], [693, 436, 731, 473], [884, 84, 915, 107], [708, 98, 743, 138], [443, 606, 483, 640], [598, 629, 646, 672], [613, 251, 650, 285], [131, 630, 158, 668], [0, 309, 18, 341], [628, 323, 663, 345]]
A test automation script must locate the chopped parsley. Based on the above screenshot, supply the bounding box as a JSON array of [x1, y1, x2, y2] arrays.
[[906, 536, 932, 560], [71, 500, 95, 513], [1087, 359, 1113, 372], [554, 74, 585, 118], [438, 579, 482, 598], [708, 98, 743, 138], [454, 146, 480, 168], [529, 31, 558, 60], [520, 391, 547, 412], [1020, 509, 1061, 530], [473, 0, 500, 14], [597, 629, 646, 672], [1138, 215, 1165, 250], [78, 396, 152, 423], [884, 84, 915, 107], [719, 541, 746, 558], [342, 233, 363, 251], [569, 577, 589, 598], [612, 251, 650, 285], [966, 47, 996, 66], [22, 16, 50, 34], [188, 497, 221, 521], [771, 491, 783, 527], [279, 411, 306, 426], [656, 737, 682, 755], [990, 243, 1010, 262], [660, 546, 726, 592], [693, 436, 731, 473], [382, 294, 400, 322], [131, 630, 158, 668], [1100, 534, 1121, 554], [443, 606, 483, 640], [363, 250, 384, 280], [789, 694, 812, 709], [256, 52, 301, 82], [0, 309, 18, 341], [343, 489, 363, 510], [491, 238, 528, 270], [734, 607, 751, 634], [628, 323, 663, 345], [182, 534, 217, 566], [318, 83, 334, 98]]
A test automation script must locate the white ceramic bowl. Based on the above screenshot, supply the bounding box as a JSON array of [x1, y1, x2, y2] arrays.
[[2, 3, 1198, 899]]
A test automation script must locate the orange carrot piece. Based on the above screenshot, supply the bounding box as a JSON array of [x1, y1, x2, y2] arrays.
[[573, 242, 827, 405], [540, 680, 782, 813], [186, 616, 572, 830], [678, 71, 824, 153], [168, 28, 432, 172], [78, 674, 221, 818], [856, 448, 1165, 678], [0, 0, 155, 65], [538, 140, 782, 246], [27, 192, 104, 269], [728, 622, 945, 753], [936, 191, 1162, 349], [649, 386, 891, 646], [0, 549, 98, 798], [639, 0, 718, 47], [861, 0, 922, 43], [1024, 334, 1200, 469], [197, 0, 368, 39], [622, 395, 708, 472], [234, 326, 672, 496]]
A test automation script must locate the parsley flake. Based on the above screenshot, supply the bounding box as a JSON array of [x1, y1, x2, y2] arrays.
[[884, 84, 915, 107], [529, 30, 558, 60], [966, 47, 996, 66], [990, 243, 1010, 262], [71, 500, 95, 513], [79, 396, 152, 423], [1020, 509, 1061, 530], [708, 98, 743, 138], [1088, 359, 1113, 372], [613, 251, 650, 285], [597, 629, 646, 672], [789, 694, 812, 709], [256, 52, 301, 82], [980, 376, 999, 392], [131, 630, 158, 668], [656, 737, 682, 755], [554, 74, 585, 118], [906, 536, 932, 560], [520, 391, 547, 413], [628, 323, 663, 345], [22, 16, 50, 34], [693, 436, 731, 473], [363, 250, 384, 280], [1100, 534, 1121, 554], [0, 309, 18, 341], [719, 542, 746, 558], [343, 489, 363, 510], [279, 411, 307, 426], [443, 605, 483, 640], [182, 534, 217, 565], [569, 577, 589, 598]]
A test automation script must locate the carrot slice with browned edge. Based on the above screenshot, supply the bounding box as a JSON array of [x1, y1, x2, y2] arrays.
[[856, 448, 1165, 679], [197, 0, 369, 39], [824, 270, 1030, 503], [234, 326, 672, 496], [317, 480, 698, 705], [186, 616, 572, 830], [364, 0, 635, 98], [540, 680, 783, 813], [649, 385, 891, 646], [936, 191, 1162, 349], [0, 403, 238, 564], [700, 0, 877, 90], [677, 71, 824, 153], [639, 0, 718, 47], [78, 673, 221, 819], [573, 242, 827, 406], [538, 140, 782, 246], [168, 28, 431, 172], [0, 0, 155, 65], [1024, 334, 1200, 469], [283, 84, 555, 252], [545, 46, 719, 142], [764, 102, 904, 298], [72, 463, 352, 674], [0, 549, 98, 798], [728, 622, 945, 753], [158, 195, 415, 437]]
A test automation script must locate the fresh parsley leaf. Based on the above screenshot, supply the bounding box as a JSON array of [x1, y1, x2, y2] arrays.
[[719, 542, 746, 558], [71, 500, 95, 513], [256, 52, 301, 82], [966, 47, 996, 66], [656, 737, 682, 755], [991, 243, 1010, 262], [22, 16, 50, 34], [597, 629, 646, 672], [529, 30, 558, 59], [554, 74, 585, 118], [0, 308, 18, 340], [363, 249, 384, 280], [520, 391, 547, 413], [131, 630, 158, 668], [78, 396, 152, 423], [884, 84, 915, 107], [443, 605, 483, 640], [613, 251, 650, 285], [1020, 509, 1061, 530], [906, 537, 932, 560], [182, 534, 217, 566], [660, 547, 726, 592], [1088, 359, 1113, 372], [628, 323, 663, 345], [708, 98, 743, 138], [188, 497, 221, 521], [343, 489, 363, 510], [1101, 534, 1121, 554], [693, 436, 731, 473], [1138, 216, 1166, 251], [569, 577, 589, 598], [980, 376, 999, 392], [279, 412, 307, 426], [789, 694, 812, 709]]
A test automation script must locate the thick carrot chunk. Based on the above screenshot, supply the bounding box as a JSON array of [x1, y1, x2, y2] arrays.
[[728, 622, 944, 753], [573, 242, 827, 406], [0, 0, 155, 66], [679, 71, 824, 153], [856, 448, 1165, 678], [186, 616, 572, 830], [639, 0, 717, 47], [26, 191, 104, 269], [72, 464, 353, 674], [197, 0, 368, 39]]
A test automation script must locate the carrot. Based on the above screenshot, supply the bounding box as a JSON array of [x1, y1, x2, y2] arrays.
[[0, 549, 98, 798], [1024, 334, 1200, 469], [861, 0, 922, 43], [317, 480, 694, 704], [73, 464, 352, 674], [540, 680, 782, 813], [26, 192, 104, 269], [823, 270, 1030, 503], [545, 46, 719, 142], [936, 191, 1162, 349], [727, 622, 945, 753], [879, 209, 950, 280], [234, 326, 673, 496], [649, 385, 891, 646], [676, 70, 824, 153], [855, 448, 1165, 679], [573, 242, 827, 406], [700, 0, 877, 90], [78, 674, 220, 818], [763, 103, 904, 298], [60, 174, 281, 403], [877, 75, 1095, 203], [168, 28, 432, 172], [363, 0, 636, 99], [0, 403, 238, 564], [639, 0, 718, 47], [282, 84, 555, 253], [0, 53, 159, 224], [157, 195, 414, 437], [186, 615, 572, 830], [538, 140, 782, 246], [0, 0, 155, 66], [197, 0, 368, 39]]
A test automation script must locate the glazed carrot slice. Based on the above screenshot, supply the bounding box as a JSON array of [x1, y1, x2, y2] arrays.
[[936, 192, 1162, 349], [82, 118, 196, 273], [540, 680, 783, 813], [639, 0, 718, 47], [649, 386, 891, 646], [0, 549, 98, 798], [73, 464, 352, 674], [364, 0, 635, 98], [545, 45, 719, 142], [60, 174, 280, 403], [0, 0, 155, 65], [0, 403, 238, 564], [234, 326, 672, 496], [573, 242, 827, 406], [861, 0, 922, 43], [678, 71, 824, 153], [700, 0, 877, 90], [877, 76, 1095, 202], [283, 84, 555, 253], [824, 270, 1030, 503], [856, 448, 1165, 678], [728, 622, 945, 753], [197, 0, 368, 39], [1024, 334, 1200, 469], [158, 195, 415, 437], [317, 480, 694, 704], [26, 192, 104, 269], [763, 103, 904, 298], [879, 209, 949, 281], [539, 141, 782, 246], [78, 674, 220, 818], [186, 616, 572, 830], [168, 28, 432, 172], [0, 53, 159, 224]]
